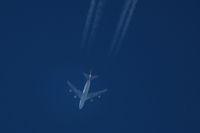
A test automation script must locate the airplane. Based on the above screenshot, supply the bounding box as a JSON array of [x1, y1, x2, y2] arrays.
[[67, 71, 107, 109]]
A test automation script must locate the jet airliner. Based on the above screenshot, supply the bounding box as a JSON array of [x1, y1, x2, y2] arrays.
[[67, 72, 107, 109]]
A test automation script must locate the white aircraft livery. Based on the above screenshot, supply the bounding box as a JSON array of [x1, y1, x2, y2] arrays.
[[67, 72, 107, 109]]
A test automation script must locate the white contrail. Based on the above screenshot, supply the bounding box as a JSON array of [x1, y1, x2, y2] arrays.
[[87, 0, 105, 47], [114, 0, 138, 56], [109, 0, 132, 56], [81, 0, 97, 49]]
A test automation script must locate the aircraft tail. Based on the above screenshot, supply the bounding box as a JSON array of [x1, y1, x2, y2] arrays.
[[83, 72, 98, 80]]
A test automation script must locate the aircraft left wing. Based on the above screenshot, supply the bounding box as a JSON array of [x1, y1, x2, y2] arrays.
[[87, 89, 107, 100], [67, 80, 82, 98]]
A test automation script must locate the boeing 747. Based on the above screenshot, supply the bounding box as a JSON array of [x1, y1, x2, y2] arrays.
[[67, 72, 107, 109]]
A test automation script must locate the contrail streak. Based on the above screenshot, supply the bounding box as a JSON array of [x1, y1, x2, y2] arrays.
[[81, 0, 97, 49], [87, 0, 105, 47], [114, 0, 138, 56], [109, 0, 132, 56]]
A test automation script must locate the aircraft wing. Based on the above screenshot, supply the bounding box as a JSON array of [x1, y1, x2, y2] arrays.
[[67, 80, 82, 98], [87, 89, 107, 100]]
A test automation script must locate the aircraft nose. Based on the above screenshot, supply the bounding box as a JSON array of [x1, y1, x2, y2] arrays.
[[79, 102, 84, 110], [79, 104, 83, 110]]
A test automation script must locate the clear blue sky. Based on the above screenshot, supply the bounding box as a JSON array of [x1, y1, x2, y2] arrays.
[[0, 0, 199, 133]]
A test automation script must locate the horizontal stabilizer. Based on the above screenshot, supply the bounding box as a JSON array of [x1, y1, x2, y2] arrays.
[[83, 72, 99, 80]]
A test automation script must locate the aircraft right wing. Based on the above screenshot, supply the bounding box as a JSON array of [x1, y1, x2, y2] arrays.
[[67, 80, 82, 98], [87, 89, 107, 100]]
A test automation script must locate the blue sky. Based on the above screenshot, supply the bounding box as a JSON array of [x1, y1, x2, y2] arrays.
[[0, 0, 200, 133]]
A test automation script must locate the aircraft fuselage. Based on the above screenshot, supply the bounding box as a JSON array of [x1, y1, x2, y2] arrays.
[[79, 79, 91, 109]]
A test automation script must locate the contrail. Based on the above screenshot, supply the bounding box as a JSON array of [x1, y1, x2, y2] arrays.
[[114, 0, 138, 56], [109, 0, 132, 56], [87, 0, 105, 47], [81, 0, 97, 49]]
